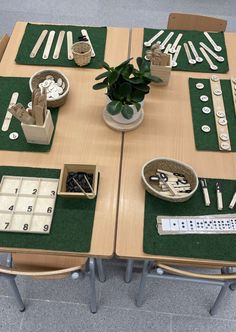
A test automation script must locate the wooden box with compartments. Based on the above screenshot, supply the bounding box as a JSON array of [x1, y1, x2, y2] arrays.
[[21, 109, 54, 145], [150, 54, 172, 86], [58, 163, 98, 199]]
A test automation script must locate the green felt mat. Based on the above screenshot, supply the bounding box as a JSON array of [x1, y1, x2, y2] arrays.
[[0, 166, 98, 253], [189, 77, 236, 151], [143, 28, 229, 73], [0, 77, 58, 152], [15, 23, 107, 69], [144, 178, 236, 261]]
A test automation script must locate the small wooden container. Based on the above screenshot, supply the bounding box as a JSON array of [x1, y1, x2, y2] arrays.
[[72, 42, 92, 67], [58, 163, 98, 198], [150, 54, 172, 86], [21, 109, 54, 145]]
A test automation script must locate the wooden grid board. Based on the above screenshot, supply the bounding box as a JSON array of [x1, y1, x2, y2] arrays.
[[0, 176, 59, 234]]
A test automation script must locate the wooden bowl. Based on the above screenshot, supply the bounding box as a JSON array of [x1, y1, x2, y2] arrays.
[[141, 157, 198, 202], [29, 69, 70, 108]]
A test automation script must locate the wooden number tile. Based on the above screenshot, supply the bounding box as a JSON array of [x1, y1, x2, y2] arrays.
[[15, 196, 36, 213], [0, 176, 21, 194], [30, 215, 51, 233], [0, 213, 12, 231], [11, 214, 32, 232], [0, 195, 16, 212], [19, 178, 39, 195], [34, 197, 55, 214], [38, 179, 59, 197]]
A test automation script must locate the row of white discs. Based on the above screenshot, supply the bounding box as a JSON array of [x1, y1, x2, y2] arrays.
[[196, 75, 235, 151], [38, 75, 66, 99]]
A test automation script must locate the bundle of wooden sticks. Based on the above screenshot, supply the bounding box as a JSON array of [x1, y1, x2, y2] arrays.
[[9, 88, 47, 126]]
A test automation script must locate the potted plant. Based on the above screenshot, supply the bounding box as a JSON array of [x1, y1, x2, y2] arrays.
[[93, 57, 161, 124]]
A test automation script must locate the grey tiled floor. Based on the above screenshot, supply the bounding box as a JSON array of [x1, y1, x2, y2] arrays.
[[1, 259, 236, 332], [1, 1, 236, 331]]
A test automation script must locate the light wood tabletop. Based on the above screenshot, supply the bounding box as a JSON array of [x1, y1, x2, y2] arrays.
[[116, 28, 236, 267], [0, 21, 130, 258]]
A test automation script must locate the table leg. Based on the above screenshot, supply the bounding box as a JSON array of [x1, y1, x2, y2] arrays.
[[89, 257, 97, 313], [7, 276, 25, 312], [136, 260, 149, 307], [210, 282, 229, 315], [124, 259, 134, 283], [210, 267, 232, 316], [96, 258, 106, 282], [3, 253, 25, 312]]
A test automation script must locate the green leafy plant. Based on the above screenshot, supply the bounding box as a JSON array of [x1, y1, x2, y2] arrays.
[[93, 57, 161, 120]]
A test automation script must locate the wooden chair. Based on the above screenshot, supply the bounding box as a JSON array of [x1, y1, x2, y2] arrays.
[[0, 253, 104, 313], [136, 261, 236, 315], [167, 13, 227, 32], [0, 33, 10, 61]]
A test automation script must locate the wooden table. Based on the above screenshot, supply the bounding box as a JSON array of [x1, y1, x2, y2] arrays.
[[0, 21, 130, 259], [116, 28, 236, 269]]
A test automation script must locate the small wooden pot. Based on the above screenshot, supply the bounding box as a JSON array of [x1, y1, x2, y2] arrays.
[[21, 110, 54, 145], [72, 42, 92, 67], [150, 54, 172, 86]]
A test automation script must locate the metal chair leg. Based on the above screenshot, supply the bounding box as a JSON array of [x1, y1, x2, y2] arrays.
[[7, 276, 25, 312], [136, 260, 150, 307], [89, 258, 97, 313], [210, 282, 229, 316], [229, 283, 236, 291], [124, 259, 134, 283], [96, 258, 106, 282]]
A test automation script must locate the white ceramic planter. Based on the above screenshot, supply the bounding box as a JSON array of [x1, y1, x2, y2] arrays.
[[107, 99, 144, 124]]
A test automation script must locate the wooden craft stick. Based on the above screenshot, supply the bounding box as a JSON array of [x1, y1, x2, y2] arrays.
[[8, 103, 35, 124], [229, 192, 236, 209], [53, 30, 65, 59], [1, 92, 19, 131], [34, 105, 44, 126], [216, 182, 223, 210], [30, 30, 48, 58], [230, 78, 236, 116], [210, 78, 231, 151], [66, 31, 73, 60], [42, 30, 55, 59], [81, 29, 95, 57]]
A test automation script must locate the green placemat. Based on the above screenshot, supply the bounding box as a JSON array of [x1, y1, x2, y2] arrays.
[[0, 166, 98, 253], [0, 76, 58, 152], [189, 77, 236, 151], [143, 28, 229, 73], [144, 178, 236, 261], [15, 23, 107, 69]]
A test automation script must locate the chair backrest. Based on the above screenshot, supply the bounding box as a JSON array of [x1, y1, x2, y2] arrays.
[[167, 13, 227, 32], [0, 33, 10, 61], [1, 253, 87, 279]]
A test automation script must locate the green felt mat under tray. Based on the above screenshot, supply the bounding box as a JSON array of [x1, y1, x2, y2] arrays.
[[143, 29, 229, 73], [0, 166, 97, 253], [0, 77, 58, 152], [143, 178, 236, 261], [15, 23, 107, 69], [189, 77, 236, 151]]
